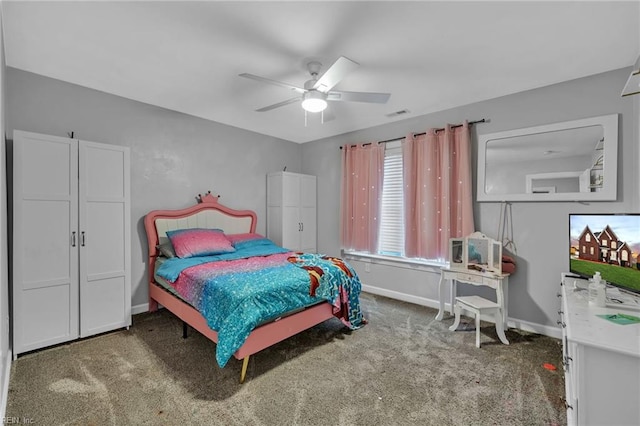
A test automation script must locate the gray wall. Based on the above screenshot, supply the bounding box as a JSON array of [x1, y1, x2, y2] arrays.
[[635, 55, 640, 205], [5, 68, 303, 309], [302, 68, 638, 333]]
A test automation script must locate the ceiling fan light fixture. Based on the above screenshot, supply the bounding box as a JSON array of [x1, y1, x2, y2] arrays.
[[301, 91, 328, 112]]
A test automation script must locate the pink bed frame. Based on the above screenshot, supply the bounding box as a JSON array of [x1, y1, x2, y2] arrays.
[[144, 193, 335, 383]]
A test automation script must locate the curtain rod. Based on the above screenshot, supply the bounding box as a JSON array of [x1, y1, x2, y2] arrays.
[[339, 118, 486, 149]]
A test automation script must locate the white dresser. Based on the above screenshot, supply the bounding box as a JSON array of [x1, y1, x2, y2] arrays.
[[559, 274, 640, 426]]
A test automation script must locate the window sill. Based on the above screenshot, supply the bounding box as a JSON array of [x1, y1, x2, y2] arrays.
[[343, 251, 446, 273]]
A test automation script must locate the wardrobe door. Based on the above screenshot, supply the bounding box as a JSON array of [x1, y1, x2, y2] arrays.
[[78, 141, 131, 337], [281, 173, 302, 251], [299, 175, 317, 253], [13, 131, 79, 355]]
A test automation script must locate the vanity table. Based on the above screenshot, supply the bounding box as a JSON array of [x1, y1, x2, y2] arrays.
[[437, 232, 510, 336], [435, 267, 510, 331]]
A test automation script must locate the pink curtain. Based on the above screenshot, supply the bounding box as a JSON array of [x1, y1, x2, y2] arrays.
[[402, 122, 475, 260], [340, 143, 385, 252]]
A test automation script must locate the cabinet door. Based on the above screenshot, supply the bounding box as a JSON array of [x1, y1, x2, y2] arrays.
[[266, 173, 284, 246], [577, 343, 640, 426], [299, 175, 317, 252], [13, 131, 79, 355], [79, 142, 131, 337], [282, 206, 300, 251], [281, 174, 302, 251]]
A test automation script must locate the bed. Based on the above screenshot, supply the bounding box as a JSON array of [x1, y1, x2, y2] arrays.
[[144, 192, 365, 383]]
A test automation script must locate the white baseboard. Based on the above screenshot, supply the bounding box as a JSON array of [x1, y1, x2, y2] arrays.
[[361, 284, 561, 339], [362, 284, 450, 311], [508, 318, 562, 339], [0, 349, 12, 421], [132, 303, 150, 315]]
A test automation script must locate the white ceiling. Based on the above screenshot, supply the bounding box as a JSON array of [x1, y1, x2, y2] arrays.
[[2, 1, 639, 144]]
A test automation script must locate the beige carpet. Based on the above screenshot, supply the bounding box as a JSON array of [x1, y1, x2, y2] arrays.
[[6, 293, 566, 425]]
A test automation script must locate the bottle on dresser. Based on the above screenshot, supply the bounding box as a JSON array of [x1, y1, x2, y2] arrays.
[[588, 271, 606, 307]]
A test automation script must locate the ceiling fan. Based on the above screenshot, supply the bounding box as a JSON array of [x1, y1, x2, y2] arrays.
[[239, 56, 391, 115]]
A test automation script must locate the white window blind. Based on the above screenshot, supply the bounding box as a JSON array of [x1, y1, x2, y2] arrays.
[[377, 143, 404, 256]]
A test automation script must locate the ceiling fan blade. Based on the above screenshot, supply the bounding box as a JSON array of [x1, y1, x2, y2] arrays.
[[328, 90, 391, 104], [256, 97, 300, 112], [239, 73, 306, 94], [313, 56, 359, 93]]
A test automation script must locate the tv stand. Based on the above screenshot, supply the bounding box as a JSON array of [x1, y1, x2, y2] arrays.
[[559, 273, 640, 426]]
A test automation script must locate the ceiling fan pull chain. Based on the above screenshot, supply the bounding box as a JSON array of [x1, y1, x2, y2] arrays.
[[304, 110, 308, 127]]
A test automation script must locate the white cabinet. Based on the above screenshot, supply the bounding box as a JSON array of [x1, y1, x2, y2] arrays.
[[267, 171, 316, 253], [559, 275, 640, 426], [12, 131, 131, 357]]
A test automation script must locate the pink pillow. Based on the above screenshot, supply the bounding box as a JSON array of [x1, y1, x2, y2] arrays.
[[226, 232, 265, 246], [166, 228, 235, 258]]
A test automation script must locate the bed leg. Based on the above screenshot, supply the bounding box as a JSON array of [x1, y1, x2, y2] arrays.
[[149, 298, 159, 312], [182, 322, 188, 339], [240, 356, 250, 384]]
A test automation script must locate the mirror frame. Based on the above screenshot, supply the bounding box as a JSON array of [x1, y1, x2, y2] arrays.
[[477, 114, 618, 202]]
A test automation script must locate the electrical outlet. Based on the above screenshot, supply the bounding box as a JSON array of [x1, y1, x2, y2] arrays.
[[365, 262, 371, 273]]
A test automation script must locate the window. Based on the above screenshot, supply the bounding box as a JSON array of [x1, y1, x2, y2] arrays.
[[612, 241, 617, 249], [602, 239, 607, 246], [377, 141, 404, 257], [590, 247, 594, 255], [586, 234, 591, 242], [348, 139, 448, 264]]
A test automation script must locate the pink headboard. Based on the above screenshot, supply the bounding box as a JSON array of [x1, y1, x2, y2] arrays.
[[144, 193, 257, 286]]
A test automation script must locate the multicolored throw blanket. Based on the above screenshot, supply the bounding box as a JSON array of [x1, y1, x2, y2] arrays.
[[156, 237, 366, 367]]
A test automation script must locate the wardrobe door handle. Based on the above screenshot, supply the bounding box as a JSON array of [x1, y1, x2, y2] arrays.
[[71, 232, 76, 247], [301, 222, 304, 232], [81, 231, 86, 247]]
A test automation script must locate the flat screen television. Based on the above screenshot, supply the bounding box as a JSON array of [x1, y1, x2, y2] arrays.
[[569, 213, 640, 296]]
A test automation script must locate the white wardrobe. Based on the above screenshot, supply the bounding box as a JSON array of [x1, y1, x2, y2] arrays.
[[267, 171, 317, 253], [12, 130, 131, 357]]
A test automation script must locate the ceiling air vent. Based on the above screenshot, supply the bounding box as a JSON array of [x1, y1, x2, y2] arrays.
[[386, 109, 410, 118]]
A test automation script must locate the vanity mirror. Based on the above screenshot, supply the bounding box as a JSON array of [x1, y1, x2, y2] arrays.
[[477, 114, 618, 202], [448, 232, 502, 274]]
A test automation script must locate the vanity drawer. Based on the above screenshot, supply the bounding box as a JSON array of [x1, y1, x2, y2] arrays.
[[456, 273, 483, 284], [483, 277, 499, 287]]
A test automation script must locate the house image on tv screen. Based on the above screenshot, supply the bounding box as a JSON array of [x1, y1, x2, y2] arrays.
[[577, 225, 633, 267]]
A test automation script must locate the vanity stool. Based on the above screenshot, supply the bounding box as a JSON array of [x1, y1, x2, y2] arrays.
[[449, 295, 510, 348]]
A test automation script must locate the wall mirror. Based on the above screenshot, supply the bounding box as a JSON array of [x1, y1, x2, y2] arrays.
[[477, 114, 618, 202]]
